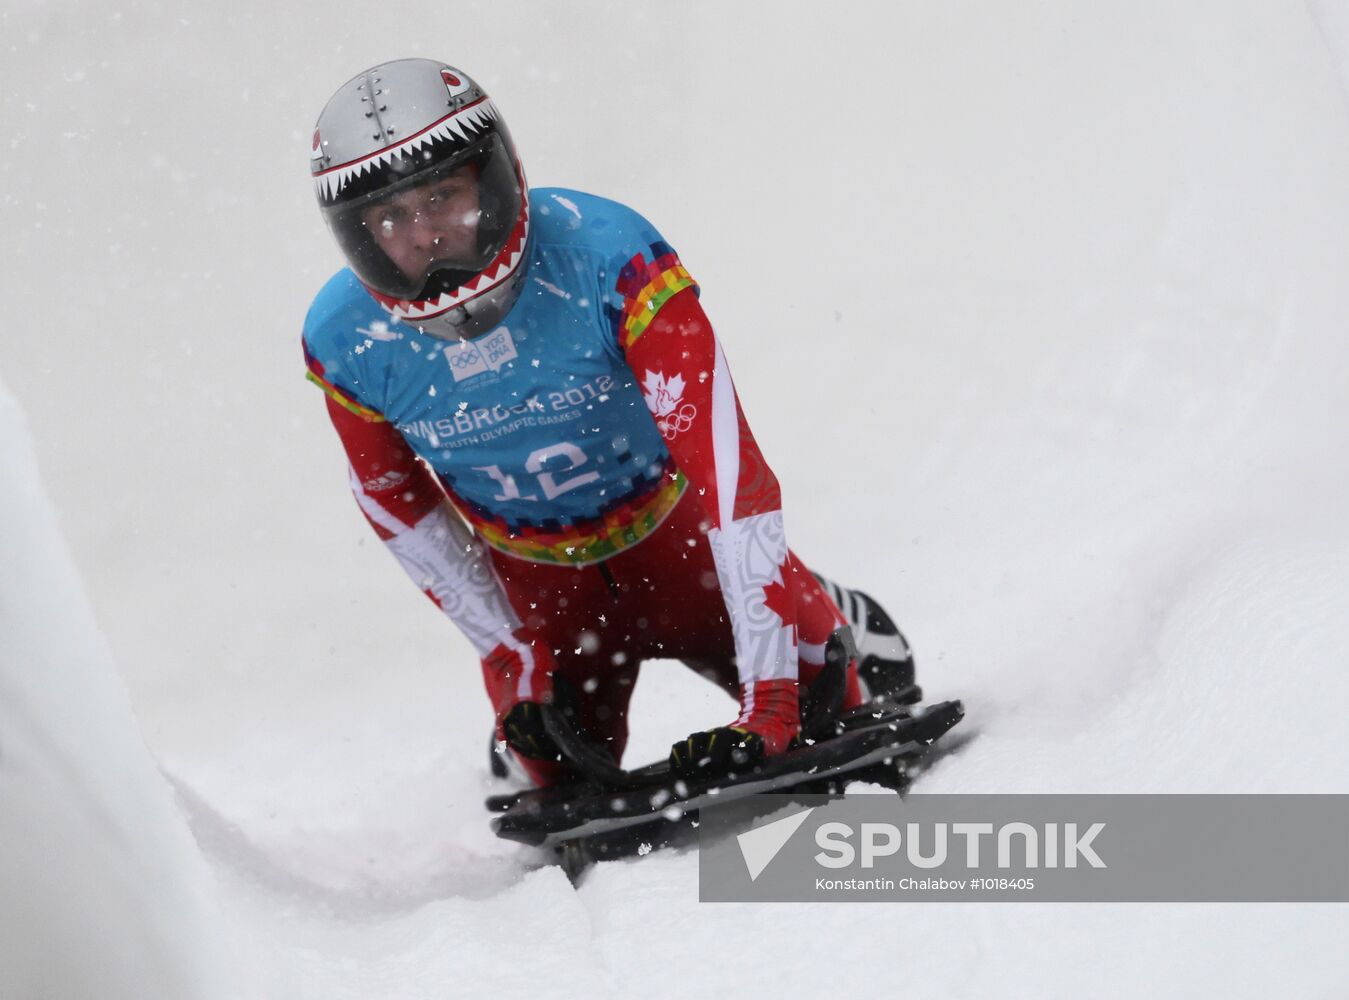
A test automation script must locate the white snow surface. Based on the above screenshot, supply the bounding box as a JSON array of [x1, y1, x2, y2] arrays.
[[0, 377, 229, 999], [3, 1, 1348, 997]]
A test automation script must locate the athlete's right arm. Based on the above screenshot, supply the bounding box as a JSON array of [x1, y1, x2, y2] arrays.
[[321, 395, 555, 717]]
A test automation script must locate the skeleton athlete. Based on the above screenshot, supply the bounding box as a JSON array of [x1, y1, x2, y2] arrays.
[[303, 59, 913, 784]]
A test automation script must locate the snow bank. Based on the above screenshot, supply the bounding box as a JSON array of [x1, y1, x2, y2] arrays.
[[0, 374, 228, 1000]]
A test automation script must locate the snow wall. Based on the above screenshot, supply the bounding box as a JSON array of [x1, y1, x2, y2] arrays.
[[0, 373, 228, 1000]]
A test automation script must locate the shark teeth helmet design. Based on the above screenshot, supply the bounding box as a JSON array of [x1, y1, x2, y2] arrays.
[[311, 58, 530, 340]]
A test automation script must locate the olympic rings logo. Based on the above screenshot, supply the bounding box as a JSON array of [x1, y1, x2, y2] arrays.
[[659, 403, 698, 440], [449, 351, 481, 369]]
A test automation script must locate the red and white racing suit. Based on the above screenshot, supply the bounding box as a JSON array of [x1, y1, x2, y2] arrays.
[[322, 288, 861, 785]]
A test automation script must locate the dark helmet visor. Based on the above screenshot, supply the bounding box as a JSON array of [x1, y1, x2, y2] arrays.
[[322, 133, 521, 301]]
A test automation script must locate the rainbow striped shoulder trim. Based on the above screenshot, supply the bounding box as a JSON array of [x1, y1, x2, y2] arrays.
[[614, 242, 698, 351]]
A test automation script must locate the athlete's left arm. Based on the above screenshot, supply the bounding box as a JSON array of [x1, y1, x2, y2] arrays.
[[622, 288, 801, 759]]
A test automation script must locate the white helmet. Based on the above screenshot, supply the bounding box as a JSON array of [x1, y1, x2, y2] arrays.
[[311, 59, 530, 340]]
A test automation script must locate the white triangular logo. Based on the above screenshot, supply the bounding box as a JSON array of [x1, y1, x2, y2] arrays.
[[736, 807, 815, 881]]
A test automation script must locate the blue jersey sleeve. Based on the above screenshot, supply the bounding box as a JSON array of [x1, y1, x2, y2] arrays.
[[532, 189, 699, 359], [301, 270, 389, 422]]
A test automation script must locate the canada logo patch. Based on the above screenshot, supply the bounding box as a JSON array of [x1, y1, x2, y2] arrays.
[[641, 370, 697, 440]]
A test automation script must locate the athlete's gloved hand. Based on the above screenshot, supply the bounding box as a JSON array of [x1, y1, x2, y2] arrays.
[[669, 678, 799, 777], [501, 675, 585, 761], [669, 726, 765, 776], [500, 701, 560, 760]]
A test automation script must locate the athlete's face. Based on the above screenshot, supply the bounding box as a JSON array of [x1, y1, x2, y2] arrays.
[[360, 165, 481, 283]]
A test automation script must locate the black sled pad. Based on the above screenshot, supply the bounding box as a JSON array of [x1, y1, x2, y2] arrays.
[[491, 698, 963, 849]]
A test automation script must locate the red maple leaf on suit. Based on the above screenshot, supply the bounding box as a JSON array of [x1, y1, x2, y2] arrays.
[[760, 557, 797, 644]]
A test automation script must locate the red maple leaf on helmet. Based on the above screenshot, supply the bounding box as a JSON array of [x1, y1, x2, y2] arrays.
[[760, 557, 797, 644]]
